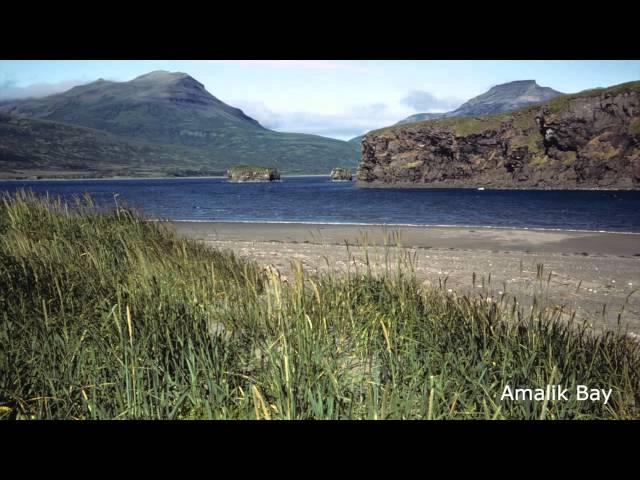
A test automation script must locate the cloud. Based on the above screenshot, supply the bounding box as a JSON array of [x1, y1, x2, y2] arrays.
[[233, 100, 409, 140], [0, 80, 82, 100], [400, 90, 462, 112], [204, 60, 370, 73]]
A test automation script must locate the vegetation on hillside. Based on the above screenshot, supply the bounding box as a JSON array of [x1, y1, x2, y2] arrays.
[[0, 115, 359, 178]]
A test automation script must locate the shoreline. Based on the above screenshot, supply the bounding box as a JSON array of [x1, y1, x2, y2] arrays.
[[1, 175, 638, 191], [170, 221, 640, 257], [171, 221, 640, 332], [167, 219, 640, 236], [0, 174, 331, 182], [0, 175, 225, 182], [355, 181, 640, 191]]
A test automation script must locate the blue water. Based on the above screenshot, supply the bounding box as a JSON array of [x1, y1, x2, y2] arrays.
[[1, 176, 640, 233]]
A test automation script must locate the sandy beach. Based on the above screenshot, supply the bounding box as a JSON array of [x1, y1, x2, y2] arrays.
[[171, 221, 640, 333]]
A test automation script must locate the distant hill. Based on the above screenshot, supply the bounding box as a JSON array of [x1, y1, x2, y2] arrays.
[[0, 71, 359, 178], [395, 112, 446, 125], [447, 80, 563, 118], [352, 80, 564, 141]]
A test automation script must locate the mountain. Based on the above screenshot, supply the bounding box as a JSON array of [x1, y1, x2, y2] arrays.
[[357, 81, 640, 189], [395, 80, 563, 125], [0, 71, 359, 178], [395, 112, 446, 125], [0, 71, 263, 143], [448, 80, 563, 117], [349, 80, 563, 145]]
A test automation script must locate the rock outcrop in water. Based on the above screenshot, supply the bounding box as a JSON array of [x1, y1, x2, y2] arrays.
[[330, 167, 353, 181], [357, 81, 640, 189], [227, 165, 280, 182]]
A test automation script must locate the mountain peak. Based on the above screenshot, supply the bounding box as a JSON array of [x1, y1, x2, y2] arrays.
[[451, 80, 563, 117], [489, 79, 539, 91], [130, 70, 208, 95], [498, 79, 537, 86], [0, 70, 267, 138], [486, 80, 548, 94], [132, 70, 190, 82]]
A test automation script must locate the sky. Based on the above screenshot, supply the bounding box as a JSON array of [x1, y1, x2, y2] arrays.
[[1, 60, 639, 140]]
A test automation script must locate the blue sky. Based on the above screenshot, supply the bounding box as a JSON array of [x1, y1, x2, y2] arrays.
[[1, 60, 639, 140]]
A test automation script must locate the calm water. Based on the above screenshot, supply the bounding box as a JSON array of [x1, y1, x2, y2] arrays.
[[2, 176, 640, 233]]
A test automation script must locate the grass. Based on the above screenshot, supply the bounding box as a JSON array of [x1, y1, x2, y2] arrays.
[[1, 191, 639, 419], [528, 154, 551, 169], [545, 80, 640, 114], [370, 109, 532, 138], [561, 151, 578, 167]]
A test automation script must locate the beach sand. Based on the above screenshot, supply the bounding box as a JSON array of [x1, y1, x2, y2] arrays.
[[171, 221, 640, 333]]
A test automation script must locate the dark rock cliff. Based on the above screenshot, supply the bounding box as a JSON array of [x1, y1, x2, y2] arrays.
[[358, 81, 640, 189]]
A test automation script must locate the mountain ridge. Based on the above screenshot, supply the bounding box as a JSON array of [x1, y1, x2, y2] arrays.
[[0, 71, 359, 177]]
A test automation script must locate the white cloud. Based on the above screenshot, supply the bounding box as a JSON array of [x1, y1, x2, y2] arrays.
[[401, 90, 462, 112], [0, 80, 82, 100], [234, 100, 411, 140]]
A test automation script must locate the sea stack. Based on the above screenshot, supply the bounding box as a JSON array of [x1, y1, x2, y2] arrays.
[[330, 167, 353, 181], [227, 165, 281, 182]]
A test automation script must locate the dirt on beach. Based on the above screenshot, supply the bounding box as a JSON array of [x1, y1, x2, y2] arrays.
[[171, 222, 640, 334]]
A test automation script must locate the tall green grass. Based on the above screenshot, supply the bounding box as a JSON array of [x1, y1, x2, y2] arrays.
[[0, 190, 638, 419]]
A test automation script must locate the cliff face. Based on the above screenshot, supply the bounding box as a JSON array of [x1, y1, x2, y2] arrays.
[[358, 82, 640, 189]]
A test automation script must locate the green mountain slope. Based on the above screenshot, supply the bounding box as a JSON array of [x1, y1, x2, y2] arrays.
[[0, 114, 219, 178], [0, 71, 359, 176]]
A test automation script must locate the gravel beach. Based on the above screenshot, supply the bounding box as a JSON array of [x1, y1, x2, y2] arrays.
[[171, 221, 640, 333]]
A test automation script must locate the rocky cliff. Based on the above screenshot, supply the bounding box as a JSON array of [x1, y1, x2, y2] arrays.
[[358, 81, 640, 189]]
